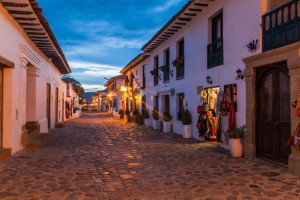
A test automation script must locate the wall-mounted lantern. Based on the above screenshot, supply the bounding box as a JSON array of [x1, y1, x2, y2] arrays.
[[236, 69, 244, 80], [206, 76, 213, 84]]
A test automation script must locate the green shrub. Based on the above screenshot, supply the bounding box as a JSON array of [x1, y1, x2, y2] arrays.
[[143, 109, 150, 119], [182, 109, 192, 125], [163, 111, 172, 122], [152, 107, 159, 120]]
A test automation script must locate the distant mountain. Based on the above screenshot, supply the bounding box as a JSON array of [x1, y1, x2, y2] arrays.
[[84, 92, 95, 103]]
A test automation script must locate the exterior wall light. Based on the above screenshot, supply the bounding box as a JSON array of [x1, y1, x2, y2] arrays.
[[236, 69, 244, 80], [206, 76, 213, 84], [121, 86, 127, 92]]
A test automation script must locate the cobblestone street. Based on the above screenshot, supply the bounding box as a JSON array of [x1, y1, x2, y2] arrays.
[[0, 112, 299, 200]]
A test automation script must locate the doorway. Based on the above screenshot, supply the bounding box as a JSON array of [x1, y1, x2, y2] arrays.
[[55, 87, 58, 124], [0, 68, 3, 148], [256, 63, 291, 165], [46, 84, 51, 129]]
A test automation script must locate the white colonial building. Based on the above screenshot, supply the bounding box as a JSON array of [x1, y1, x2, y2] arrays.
[[119, 0, 300, 175], [0, 0, 71, 157]]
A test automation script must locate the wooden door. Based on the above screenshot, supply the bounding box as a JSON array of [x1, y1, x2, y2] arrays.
[[55, 88, 58, 124], [46, 84, 51, 129], [256, 63, 291, 165], [0, 68, 3, 148]]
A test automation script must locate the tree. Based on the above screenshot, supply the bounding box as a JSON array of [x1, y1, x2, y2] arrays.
[[62, 75, 85, 104]]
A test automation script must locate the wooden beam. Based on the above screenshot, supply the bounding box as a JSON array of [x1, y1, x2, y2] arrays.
[[178, 17, 191, 22], [24, 28, 43, 31], [30, 36, 48, 39], [1, 2, 28, 7], [162, 35, 172, 38], [164, 32, 175, 35], [167, 29, 178, 32], [20, 22, 40, 26], [188, 8, 202, 12], [27, 32, 46, 35], [14, 17, 36, 21], [171, 26, 182, 29], [175, 22, 186, 25], [194, 3, 208, 7], [184, 13, 197, 17], [8, 10, 33, 15]]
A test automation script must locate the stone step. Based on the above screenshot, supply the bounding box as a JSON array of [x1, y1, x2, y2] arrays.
[[24, 134, 49, 150]]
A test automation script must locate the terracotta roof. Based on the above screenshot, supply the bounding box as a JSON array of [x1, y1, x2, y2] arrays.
[[142, 0, 213, 53], [120, 53, 150, 74], [1, 0, 71, 74]]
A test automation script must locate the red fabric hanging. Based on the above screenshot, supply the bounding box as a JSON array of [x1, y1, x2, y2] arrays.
[[228, 101, 235, 131]]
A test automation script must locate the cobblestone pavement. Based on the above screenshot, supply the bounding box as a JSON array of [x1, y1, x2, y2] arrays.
[[0, 112, 300, 200]]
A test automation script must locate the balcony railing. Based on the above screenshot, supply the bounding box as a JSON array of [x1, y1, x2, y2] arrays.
[[207, 38, 223, 68], [262, 0, 300, 51]]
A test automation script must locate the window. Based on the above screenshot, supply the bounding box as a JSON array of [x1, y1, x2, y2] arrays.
[[142, 65, 146, 89], [177, 93, 184, 121], [176, 39, 184, 79], [163, 48, 170, 83], [164, 95, 170, 113], [154, 55, 159, 86], [207, 11, 223, 68]]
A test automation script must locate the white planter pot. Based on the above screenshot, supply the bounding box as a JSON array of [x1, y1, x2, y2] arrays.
[[144, 118, 151, 126], [163, 122, 171, 133], [228, 138, 243, 157], [183, 125, 192, 138], [153, 120, 160, 130]]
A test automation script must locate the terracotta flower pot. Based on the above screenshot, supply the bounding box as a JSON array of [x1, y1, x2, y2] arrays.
[[228, 138, 243, 157]]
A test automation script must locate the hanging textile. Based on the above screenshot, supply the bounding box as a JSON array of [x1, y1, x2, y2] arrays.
[[228, 101, 235, 131]]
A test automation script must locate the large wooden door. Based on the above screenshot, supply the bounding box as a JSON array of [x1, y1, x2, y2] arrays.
[[55, 87, 58, 124], [0, 68, 3, 148], [256, 63, 291, 165]]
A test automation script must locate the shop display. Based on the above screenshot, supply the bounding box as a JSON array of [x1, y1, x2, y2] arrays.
[[196, 84, 237, 142]]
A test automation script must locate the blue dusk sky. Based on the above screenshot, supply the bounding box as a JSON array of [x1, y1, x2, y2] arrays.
[[37, 0, 187, 92]]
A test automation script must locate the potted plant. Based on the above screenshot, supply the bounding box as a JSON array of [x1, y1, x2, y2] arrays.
[[118, 109, 124, 119], [225, 125, 246, 157], [125, 108, 131, 122], [152, 107, 160, 130], [143, 109, 151, 126], [182, 109, 192, 138], [163, 111, 172, 133], [136, 112, 144, 125]]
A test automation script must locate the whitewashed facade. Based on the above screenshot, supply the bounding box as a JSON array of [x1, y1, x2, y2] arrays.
[[104, 75, 126, 116], [128, 0, 261, 138], [0, 0, 71, 155], [120, 0, 300, 175]]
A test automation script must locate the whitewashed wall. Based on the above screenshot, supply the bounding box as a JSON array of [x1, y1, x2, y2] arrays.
[[141, 0, 261, 138], [0, 6, 67, 153]]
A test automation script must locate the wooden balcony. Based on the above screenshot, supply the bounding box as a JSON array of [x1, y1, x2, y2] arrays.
[[207, 38, 223, 68], [262, 0, 300, 52]]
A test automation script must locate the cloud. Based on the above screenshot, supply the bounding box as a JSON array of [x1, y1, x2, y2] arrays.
[[153, 0, 184, 12], [82, 84, 106, 92], [67, 61, 122, 92]]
